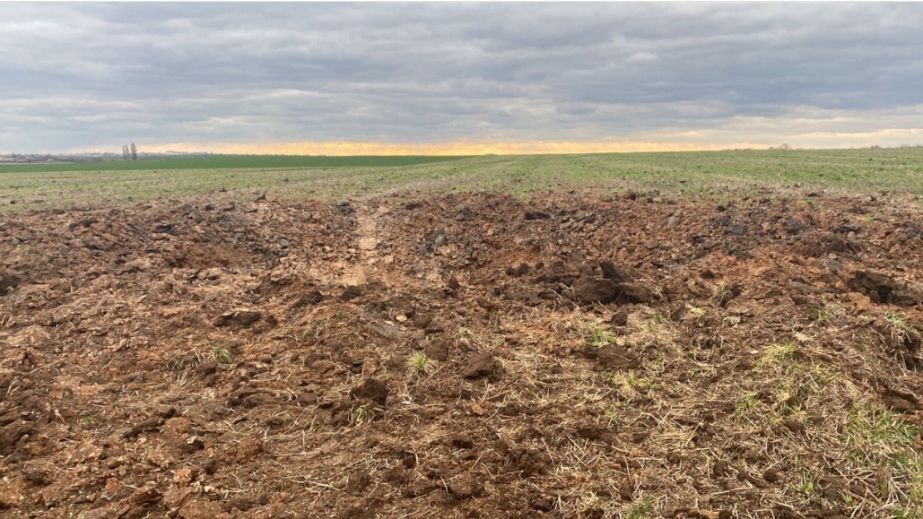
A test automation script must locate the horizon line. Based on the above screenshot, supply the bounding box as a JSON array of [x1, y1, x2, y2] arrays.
[[5, 144, 923, 160]]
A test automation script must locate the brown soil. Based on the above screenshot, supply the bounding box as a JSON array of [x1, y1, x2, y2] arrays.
[[1, 192, 922, 518]]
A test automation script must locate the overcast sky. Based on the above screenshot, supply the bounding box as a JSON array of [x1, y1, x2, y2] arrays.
[[2, 2, 922, 154]]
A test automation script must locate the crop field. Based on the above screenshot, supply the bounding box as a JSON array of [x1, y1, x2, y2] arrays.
[[1, 149, 923, 518], [2, 148, 923, 213], [0, 154, 466, 173]]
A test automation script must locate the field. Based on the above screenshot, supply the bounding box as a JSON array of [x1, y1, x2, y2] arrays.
[[2, 148, 923, 212], [0, 155, 465, 173], [1, 149, 923, 518]]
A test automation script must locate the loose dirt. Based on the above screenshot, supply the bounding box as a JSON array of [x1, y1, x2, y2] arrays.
[[1, 191, 921, 518]]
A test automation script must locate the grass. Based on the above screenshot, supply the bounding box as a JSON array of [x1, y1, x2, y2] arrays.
[[722, 333, 923, 516], [0, 154, 463, 173], [711, 282, 741, 307], [685, 304, 706, 316], [601, 404, 624, 430], [886, 313, 922, 346], [601, 370, 656, 402], [406, 351, 430, 376], [581, 320, 616, 349], [211, 347, 234, 365], [845, 402, 917, 464], [349, 404, 372, 426], [622, 497, 654, 519], [844, 402, 923, 516], [754, 342, 798, 370], [2, 148, 923, 212], [736, 392, 761, 415]]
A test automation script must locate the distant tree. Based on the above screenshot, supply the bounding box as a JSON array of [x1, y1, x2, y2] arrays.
[[122, 144, 129, 161], [130, 142, 137, 160]]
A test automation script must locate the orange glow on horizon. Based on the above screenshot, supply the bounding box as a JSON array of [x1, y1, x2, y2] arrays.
[[138, 140, 768, 156]]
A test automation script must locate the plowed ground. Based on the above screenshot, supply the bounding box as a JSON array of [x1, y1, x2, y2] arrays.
[[1, 191, 922, 518]]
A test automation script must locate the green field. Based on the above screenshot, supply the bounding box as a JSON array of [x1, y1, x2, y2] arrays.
[[1, 149, 922, 212], [0, 154, 464, 173]]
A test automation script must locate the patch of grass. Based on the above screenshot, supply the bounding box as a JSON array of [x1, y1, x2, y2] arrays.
[[844, 401, 923, 515], [211, 347, 234, 365], [622, 496, 654, 519], [711, 282, 740, 307], [815, 306, 835, 323], [599, 371, 622, 390], [740, 349, 833, 424], [736, 392, 760, 415], [806, 362, 837, 386], [685, 304, 706, 316], [886, 313, 922, 345], [755, 342, 797, 370], [406, 351, 430, 376], [174, 367, 194, 387], [719, 331, 919, 514], [624, 371, 654, 391], [796, 470, 820, 497], [602, 370, 655, 401], [601, 404, 624, 430], [581, 320, 616, 349], [771, 378, 812, 417], [643, 311, 670, 335], [349, 404, 372, 426], [845, 401, 917, 463]]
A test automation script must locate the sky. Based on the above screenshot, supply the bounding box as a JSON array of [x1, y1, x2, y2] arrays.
[[1, 2, 923, 155]]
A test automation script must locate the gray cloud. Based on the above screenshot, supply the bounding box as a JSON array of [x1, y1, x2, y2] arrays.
[[1, 2, 922, 152]]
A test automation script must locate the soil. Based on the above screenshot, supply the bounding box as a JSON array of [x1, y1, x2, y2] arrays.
[[1, 191, 922, 518]]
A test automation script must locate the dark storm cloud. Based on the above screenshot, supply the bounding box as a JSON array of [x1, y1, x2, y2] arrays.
[[1, 2, 922, 151]]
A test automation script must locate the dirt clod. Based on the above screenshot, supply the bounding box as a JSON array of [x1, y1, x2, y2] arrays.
[[882, 388, 918, 412], [849, 270, 921, 306], [450, 435, 474, 449], [351, 378, 389, 406], [581, 344, 638, 371], [213, 309, 263, 327], [462, 352, 499, 379], [610, 309, 629, 326], [341, 285, 363, 301], [447, 473, 483, 500], [572, 277, 618, 304], [0, 272, 21, 296], [616, 281, 656, 304], [763, 469, 781, 483], [531, 495, 555, 511]]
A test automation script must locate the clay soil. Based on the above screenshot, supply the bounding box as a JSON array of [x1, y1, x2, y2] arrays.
[[1, 191, 922, 518]]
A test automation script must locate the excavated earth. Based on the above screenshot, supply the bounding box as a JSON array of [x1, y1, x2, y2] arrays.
[[1, 191, 922, 518]]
